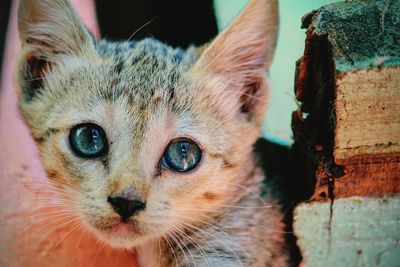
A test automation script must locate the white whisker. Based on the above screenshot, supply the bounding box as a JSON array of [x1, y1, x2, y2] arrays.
[[127, 17, 157, 42]]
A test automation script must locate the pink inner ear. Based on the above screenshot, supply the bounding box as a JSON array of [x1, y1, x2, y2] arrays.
[[195, 0, 278, 88], [22, 55, 50, 98], [191, 0, 277, 125], [211, 43, 269, 87]]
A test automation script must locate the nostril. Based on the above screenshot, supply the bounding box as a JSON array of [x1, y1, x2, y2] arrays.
[[107, 196, 146, 221]]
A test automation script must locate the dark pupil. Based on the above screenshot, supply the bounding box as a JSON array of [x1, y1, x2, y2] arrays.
[[70, 124, 107, 158], [163, 140, 201, 172]]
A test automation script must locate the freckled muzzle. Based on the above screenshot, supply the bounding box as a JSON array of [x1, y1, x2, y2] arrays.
[[107, 196, 146, 221]]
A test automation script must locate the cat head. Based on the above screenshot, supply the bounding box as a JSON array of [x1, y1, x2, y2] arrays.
[[17, 0, 278, 248]]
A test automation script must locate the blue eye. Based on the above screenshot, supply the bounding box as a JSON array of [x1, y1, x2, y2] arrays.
[[69, 123, 108, 158], [162, 139, 202, 172]]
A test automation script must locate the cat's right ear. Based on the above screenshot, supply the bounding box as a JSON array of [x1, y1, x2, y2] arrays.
[[191, 0, 278, 126], [17, 0, 95, 101]]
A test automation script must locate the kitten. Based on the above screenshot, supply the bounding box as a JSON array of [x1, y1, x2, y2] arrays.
[[16, 0, 286, 266]]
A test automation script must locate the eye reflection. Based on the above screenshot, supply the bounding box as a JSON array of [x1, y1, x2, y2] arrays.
[[69, 123, 108, 158], [161, 139, 202, 172]]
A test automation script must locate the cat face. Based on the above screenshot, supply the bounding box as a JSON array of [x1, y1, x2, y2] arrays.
[[17, 0, 278, 248]]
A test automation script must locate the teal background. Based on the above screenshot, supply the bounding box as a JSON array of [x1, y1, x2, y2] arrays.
[[213, 0, 339, 144]]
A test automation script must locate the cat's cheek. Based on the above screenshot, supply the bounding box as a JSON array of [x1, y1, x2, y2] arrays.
[[135, 204, 174, 236], [156, 153, 234, 208], [38, 138, 82, 192]]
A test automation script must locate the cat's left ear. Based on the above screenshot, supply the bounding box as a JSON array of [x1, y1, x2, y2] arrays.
[[17, 0, 95, 101], [18, 0, 94, 54], [192, 0, 278, 124]]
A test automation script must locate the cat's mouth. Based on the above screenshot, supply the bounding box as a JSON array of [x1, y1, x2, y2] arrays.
[[88, 218, 155, 248], [96, 219, 141, 235]]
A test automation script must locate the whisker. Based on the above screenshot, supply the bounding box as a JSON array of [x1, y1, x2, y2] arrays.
[[193, 203, 274, 210], [172, 222, 215, 266], [27, 216, 83, 257], [174, 215, 248, 266], [157, 236, 162, 267], [16, 211, 78, 235], [225, 182, 268, 203], [91, 235, 107, 267], [47, 221, 83, 258], [127, 17, 157, 41], [225, 90, 268, 104], [175, 208, 291, 234], [161, 233, 179, 267], [21, 213, 78, 242], [169, 230, 195, 267]]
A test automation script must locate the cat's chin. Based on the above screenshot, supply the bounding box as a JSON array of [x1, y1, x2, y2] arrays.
[[80, 220, 151, 249], [93, 226, 152, 249]]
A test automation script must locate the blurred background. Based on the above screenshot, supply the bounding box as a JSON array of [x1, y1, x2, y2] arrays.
[[0, 0, 338, 144]]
